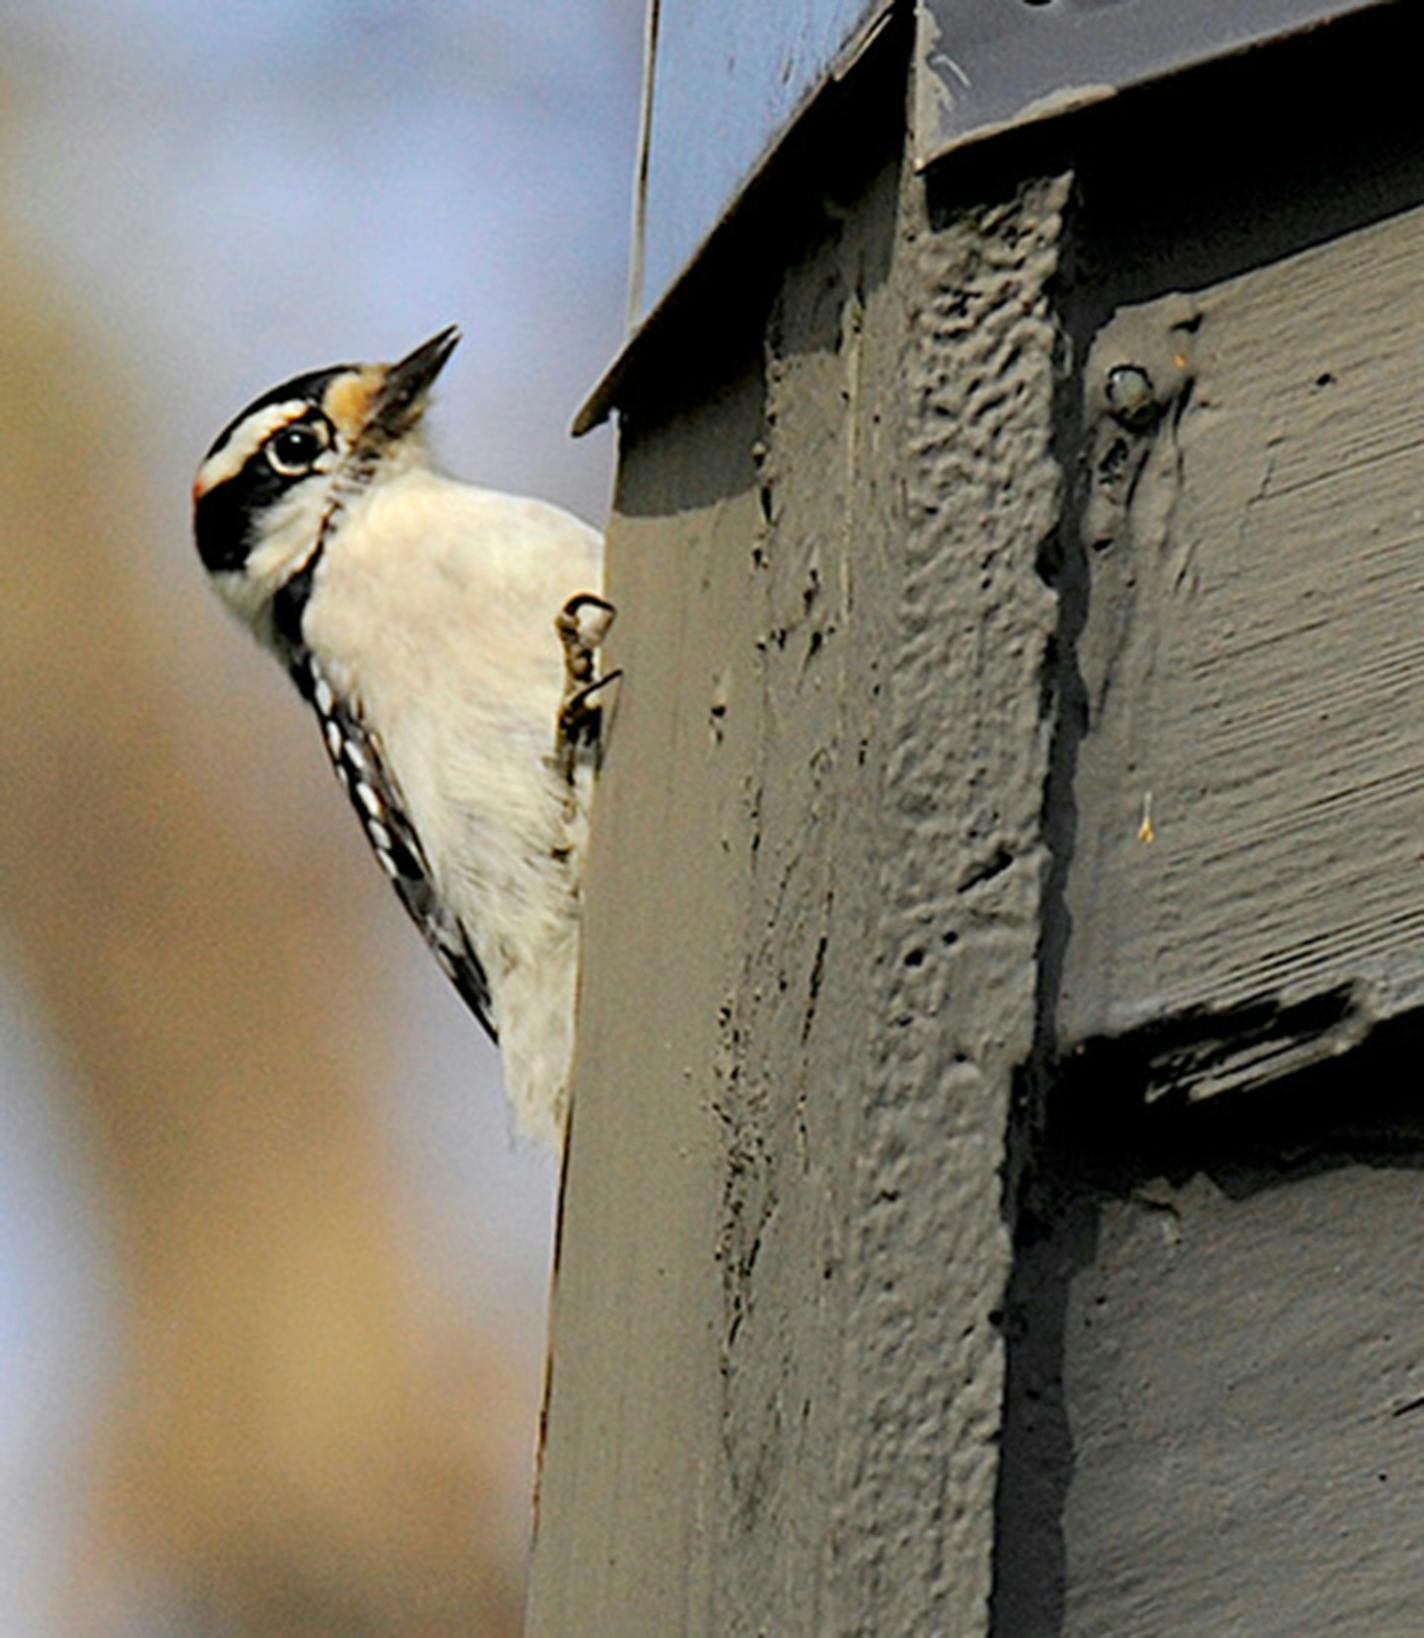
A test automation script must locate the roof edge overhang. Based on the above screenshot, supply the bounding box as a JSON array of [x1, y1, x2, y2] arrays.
[[576, 0, 1395, 436]]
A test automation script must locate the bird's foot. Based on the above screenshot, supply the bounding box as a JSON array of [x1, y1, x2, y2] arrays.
[[556, 594, 618, 779]]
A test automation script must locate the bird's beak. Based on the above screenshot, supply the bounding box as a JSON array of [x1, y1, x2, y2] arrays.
[[366, 325, 462, 440]]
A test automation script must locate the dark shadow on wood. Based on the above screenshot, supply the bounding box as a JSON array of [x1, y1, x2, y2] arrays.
[[991, 1005, 1424, 1635], [987, 17, 1424, 1624]]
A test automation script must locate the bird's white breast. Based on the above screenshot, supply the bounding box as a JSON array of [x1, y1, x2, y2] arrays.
[[302, 468, 604, 1140]]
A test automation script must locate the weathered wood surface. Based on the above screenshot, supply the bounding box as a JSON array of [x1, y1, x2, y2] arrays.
[[1056, 1152, 1424, 1637], [528, 66, 1068, 1635], [1060, 204, 1424, 1091], [532, 10, 1424, 1635], [991, 35, 1424, 1627]]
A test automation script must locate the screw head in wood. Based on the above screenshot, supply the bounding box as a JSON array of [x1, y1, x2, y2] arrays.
[[1105, 363, 1159, 430]]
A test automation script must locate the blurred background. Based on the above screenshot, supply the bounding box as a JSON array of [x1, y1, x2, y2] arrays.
[[0, 2, 642, 1631]]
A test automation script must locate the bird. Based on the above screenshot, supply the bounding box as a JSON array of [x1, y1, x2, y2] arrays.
[[191, 326, 612, 1147]]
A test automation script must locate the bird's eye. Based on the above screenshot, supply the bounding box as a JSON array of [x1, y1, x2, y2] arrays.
[[266, 422, 327, 476]]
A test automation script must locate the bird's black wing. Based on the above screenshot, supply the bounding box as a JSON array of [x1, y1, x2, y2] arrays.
[[291, 652, 496, 1039]]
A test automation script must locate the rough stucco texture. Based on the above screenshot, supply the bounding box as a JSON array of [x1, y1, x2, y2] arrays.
[[528, 121, 1070, 1638]]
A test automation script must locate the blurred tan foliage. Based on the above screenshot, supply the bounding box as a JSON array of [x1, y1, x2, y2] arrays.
[[0, 236, 528, 1629]]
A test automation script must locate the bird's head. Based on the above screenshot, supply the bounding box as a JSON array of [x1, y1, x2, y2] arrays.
[[192, 325, 460, 638]]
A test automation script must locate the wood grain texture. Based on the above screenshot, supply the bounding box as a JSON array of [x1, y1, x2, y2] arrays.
[[1063, 1159, 1424, 1636], [992, 28, 1424, 1628], [1059, 202, 1424, 1092]]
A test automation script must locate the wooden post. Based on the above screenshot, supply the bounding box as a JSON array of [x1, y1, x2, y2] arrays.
[[531, 5, 1424, 1632]]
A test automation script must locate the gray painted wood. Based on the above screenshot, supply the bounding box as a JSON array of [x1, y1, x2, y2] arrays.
[[1058, 138, 1424, 1097], [529, 56, 1069, 1633], [1065, 1163, 1424, 1634], [990, 24, 1424, 1628], [609, 0, 1387, 380], [536, 8, 1424, 1633], [915, 0, 1389, 169]]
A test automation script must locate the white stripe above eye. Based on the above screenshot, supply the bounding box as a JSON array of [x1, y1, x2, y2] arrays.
[[194, 400, 308, 496]]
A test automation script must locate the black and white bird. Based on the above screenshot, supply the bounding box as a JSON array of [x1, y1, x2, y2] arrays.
[[192, 327, 612, 1146]]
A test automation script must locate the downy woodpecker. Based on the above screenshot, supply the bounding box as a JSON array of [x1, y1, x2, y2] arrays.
[[192, 327, 612, 1146]]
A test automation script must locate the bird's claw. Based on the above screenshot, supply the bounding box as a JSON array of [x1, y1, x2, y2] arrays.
[[556, 594, 618, 779]]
